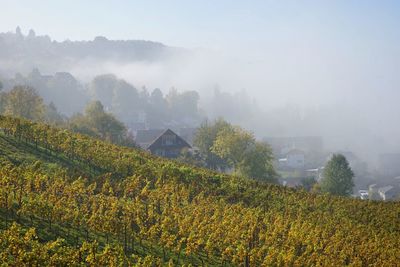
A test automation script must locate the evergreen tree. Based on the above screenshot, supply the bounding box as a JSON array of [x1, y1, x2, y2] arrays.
[[321, 154, 354, 196]]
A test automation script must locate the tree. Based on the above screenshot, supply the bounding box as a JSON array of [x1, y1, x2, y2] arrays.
[[0, 81, 4, 113], [212, 126, 276, 182], [193, 119, 231, 171], [111, 80, 140, 122], [89, 74, 118, 108], [177, 148, 206, 167], [300, 177, 317, 192], [166, 88, 200, 122], [86, 101, 127, 143], [320, 154, 354, 196], [2, 86, 45, 121], [236, 142, 277, 183], [147, 88, 168, 128], [211, 126, 254, 167], [45, 102, 64, 125], [69, 101, 132, 145]]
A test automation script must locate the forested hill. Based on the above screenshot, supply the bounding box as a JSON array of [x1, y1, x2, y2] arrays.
[[0, 115, 399, 266], [0, 28, 186, 75]]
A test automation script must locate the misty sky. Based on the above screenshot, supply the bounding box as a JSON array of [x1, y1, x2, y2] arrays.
[[2, 1, 400, 160], [3, 1, 400, 104], [2, 0, 400, 114], [2, 1, 399, 50]]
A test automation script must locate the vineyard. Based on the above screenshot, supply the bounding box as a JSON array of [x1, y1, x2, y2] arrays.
[[0, 115, 399, 266]]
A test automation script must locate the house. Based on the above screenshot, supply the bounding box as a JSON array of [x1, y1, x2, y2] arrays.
[[135, 129, 191, 158], [378, 185, 398, 201], [264, 136, 323, 156], [279, 149, 305, 169], [135, 129, 165, 149], [306, 167, 325, 181]]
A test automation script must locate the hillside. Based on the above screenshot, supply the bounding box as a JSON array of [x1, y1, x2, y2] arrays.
[[0, 115, 399, 266], [0, 28, 186, 76]]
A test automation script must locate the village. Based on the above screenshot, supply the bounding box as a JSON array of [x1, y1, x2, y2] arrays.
[[132, 126, 400, 201]]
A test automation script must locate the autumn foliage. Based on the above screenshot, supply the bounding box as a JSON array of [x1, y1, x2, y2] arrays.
[[0, 115, 399, 266]]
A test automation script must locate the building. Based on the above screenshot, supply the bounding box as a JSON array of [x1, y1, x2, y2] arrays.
[[135, 129, 165, 149], [264, 136, 323, 156], [306, 167, 325, 181], [378, 185, 398, 201], [135, 129, 191, 158], [279, 149, 305, 169]]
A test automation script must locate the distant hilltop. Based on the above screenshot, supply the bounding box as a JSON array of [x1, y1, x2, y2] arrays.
[[0, 26, 187, 76]]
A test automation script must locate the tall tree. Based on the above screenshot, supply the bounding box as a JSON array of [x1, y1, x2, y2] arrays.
[[321, 154, 354, 196], [166, 88, 200, 123], [147, 88, 168, 128], [111, 80, 140, 121], [89, 74, 118, 108]]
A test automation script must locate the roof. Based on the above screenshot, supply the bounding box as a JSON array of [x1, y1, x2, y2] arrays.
[[147, 129, 191, 150], [378, 185, 394, 194], [369, 184, 377, 190], [286, 149, 305, 156], [135, 129, 165, 148], [136, 129, 165, 143]]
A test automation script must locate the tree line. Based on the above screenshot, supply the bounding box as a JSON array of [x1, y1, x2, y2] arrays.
[[0, 84, 355, 196], [0, 85, 136, 147]]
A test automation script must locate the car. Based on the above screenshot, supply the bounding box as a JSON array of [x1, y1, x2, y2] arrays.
[[358, 190, 369, 200]]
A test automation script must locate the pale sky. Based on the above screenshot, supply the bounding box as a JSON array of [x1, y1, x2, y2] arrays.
[[2, 1, 400, 55], [2, 0, 400, 155], [2, 0, 400, 106]]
